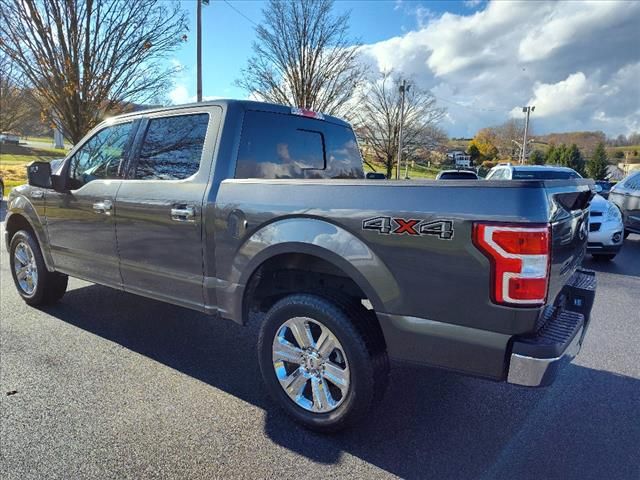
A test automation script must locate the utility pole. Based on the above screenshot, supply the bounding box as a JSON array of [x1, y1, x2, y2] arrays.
[[196, 0, 205, 102], [521, 105, 535, 164], [396, 80, 409, 180]]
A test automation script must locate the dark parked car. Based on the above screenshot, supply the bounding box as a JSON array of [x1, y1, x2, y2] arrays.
[[608, 170, 640, 237], [595, 180, 614, 199], [436, 169, 478, 180], [5, 100, 597, 431]]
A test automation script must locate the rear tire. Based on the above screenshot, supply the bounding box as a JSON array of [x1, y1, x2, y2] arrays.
[[592, 253, 616, 261], [258, 293, 389, 432], [9, 229, 68, 306]]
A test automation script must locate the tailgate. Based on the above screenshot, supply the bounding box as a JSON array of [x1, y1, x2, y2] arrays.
[[544, 180, 595, 303]]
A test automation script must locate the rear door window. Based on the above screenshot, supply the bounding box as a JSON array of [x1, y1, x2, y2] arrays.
[[235, 111, 363, 179], [134, 113, 209, 180]]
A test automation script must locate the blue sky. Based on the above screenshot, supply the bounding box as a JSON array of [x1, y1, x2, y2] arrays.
[[169, 0, 639, 138], [171, 0, 478, 102]]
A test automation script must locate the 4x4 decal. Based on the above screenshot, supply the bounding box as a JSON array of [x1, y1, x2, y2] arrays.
[[362, 216, 454, 240]]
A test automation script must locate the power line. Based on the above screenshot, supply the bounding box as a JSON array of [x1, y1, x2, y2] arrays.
[[223, 0, 259, 27]]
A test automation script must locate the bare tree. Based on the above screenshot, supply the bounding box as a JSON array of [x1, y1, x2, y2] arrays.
[[354, 72, 446, 178], [0, 52, 32, 133], [237, 0, 365, 116], [492, 119, 525, 160], [0, 0, 187, 143]]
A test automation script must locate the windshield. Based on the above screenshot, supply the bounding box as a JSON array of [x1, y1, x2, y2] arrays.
[[512, 169, 579, 180]]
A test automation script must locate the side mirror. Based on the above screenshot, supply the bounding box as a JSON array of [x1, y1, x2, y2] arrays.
[[27, 161, 52, 188], [594, 184, 603, 193]]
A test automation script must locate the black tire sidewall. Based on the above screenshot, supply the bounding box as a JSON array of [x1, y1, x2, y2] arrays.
[[258, 294, 375, 431], [9, 230, 47, 304]]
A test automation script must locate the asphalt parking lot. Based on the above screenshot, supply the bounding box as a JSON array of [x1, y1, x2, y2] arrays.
[[1, 206, 639, 479]]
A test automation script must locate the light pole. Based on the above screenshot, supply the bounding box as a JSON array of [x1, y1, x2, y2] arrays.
[[396, 80, 409, 180], [197, 0, 210, 102], [521, 105, 535, 164]]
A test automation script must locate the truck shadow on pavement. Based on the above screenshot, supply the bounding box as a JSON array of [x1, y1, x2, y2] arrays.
[[40, 284, 640, 479]]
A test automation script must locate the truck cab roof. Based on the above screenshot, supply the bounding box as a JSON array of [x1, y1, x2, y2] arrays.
[[113, 99, 351, 128]]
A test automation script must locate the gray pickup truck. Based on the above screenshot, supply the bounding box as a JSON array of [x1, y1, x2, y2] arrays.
[[6, 100, 597, 431]]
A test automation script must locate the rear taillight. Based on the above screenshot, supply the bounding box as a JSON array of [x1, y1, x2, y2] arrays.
[[291, 107, 324, 120], [473, 223, 551, 306]]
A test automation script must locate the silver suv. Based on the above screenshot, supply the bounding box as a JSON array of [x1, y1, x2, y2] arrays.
[[609, 171, 640, 238], [485, 164, 582, 180]]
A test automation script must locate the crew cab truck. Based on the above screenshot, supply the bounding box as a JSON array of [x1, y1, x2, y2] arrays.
[[6, 100, 597, 431]]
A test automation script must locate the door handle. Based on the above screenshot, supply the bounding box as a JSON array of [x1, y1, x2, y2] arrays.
[[93, 199, 113, 215], [171, 206, 196, 222]]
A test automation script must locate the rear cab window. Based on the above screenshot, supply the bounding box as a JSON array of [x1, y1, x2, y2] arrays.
[[623, 172, 640, 190], [235, 111, 364, 179]]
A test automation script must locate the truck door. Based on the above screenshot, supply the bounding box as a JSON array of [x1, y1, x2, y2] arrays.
[[45, 120, 138, 286], [115, 108, 220, 310]]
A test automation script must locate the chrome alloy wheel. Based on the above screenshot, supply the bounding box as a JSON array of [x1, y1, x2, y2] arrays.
[[13, 241, 38, 296], [272, 317, 350, 413]]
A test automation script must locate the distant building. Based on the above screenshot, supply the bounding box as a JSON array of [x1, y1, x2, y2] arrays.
[[447, 150, 471, 168]]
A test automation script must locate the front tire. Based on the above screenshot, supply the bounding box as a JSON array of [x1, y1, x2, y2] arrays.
[[258, 293, 388, 432], [9, 229, 68, 306]]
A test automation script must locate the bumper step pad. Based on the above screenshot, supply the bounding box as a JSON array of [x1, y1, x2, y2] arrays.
[[515, 308, 584, 359], [507, 268, 596, 387]]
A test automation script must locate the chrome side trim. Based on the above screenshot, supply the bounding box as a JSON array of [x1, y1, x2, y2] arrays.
[[507, 327, 583, 387]]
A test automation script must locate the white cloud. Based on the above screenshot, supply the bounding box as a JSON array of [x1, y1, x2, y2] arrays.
[[360, 0, 640, 137], [169, 84, 190, 105], [512, 72, 592, 118], [168, 84, 225, 105]]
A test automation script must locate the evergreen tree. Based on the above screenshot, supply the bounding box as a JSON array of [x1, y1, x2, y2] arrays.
[[560, 144, 586, 176], [528, 150, 545, 165], [586, 142, 609, 180], [546, 144, 560, 165]]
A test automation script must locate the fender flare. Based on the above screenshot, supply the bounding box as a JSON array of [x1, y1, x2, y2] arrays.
[[5, 195, 55, 271], [222, 217, 401, 323]]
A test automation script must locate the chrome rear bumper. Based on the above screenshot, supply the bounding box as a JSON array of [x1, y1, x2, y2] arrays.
[[507, 326, 583, 387]]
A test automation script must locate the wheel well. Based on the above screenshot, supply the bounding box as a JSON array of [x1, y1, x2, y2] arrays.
[[243, 253, 384, 342], [6, 214, 35, 243]]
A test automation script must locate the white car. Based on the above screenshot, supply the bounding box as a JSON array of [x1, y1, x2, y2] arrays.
[[587, 193, 624, 260], [0, 132, 20, 144]]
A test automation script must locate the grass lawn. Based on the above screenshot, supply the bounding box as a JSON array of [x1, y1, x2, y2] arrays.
[[0, 143, 67, 195], [24, 136, 73, 148], [364, 159, 441, 179]]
